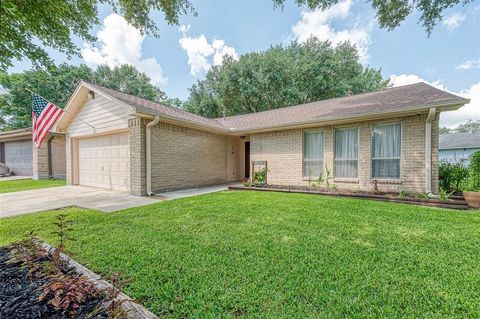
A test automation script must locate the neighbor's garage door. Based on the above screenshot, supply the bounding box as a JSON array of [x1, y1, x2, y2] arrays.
[[78, 133, 130, 191], [4, 140, 33, 176]]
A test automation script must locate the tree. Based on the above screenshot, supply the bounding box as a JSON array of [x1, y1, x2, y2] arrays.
[[440, 127, 452, 134], [0, 0, 196, 70], [439, 120, 480, 135], [0, 64, 167, 130], [456, 120, 480, 133], [274, 0, 474, 34], [1, 0, 472, 71], [184, 38, 388, 118]]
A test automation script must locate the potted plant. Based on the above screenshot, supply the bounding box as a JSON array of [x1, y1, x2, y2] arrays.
[[462, 151, 480, 208]]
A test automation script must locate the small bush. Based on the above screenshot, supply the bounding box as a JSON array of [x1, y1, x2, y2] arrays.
[[439, 160, 469, 193], [463, 151, 480, 192]]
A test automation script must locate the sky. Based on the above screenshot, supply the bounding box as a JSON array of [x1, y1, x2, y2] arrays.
[[8, 0, 480, 128]]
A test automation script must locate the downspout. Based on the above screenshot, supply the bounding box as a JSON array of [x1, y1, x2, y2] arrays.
[[425, 107, 436, 194], [146, 116, 160, 196], [47, 135, 55, 178]]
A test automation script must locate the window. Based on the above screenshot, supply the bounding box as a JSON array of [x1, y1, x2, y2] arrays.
[[334, 128, 358, 178], [303, 131, 324, 177], [372, 123, 401, 178]]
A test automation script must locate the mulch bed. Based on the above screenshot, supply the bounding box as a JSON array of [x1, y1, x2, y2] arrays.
[[0, 245, 108, 319], [231, 185, 470, 210]]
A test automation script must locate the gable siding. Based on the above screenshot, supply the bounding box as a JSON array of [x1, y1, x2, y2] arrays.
[[67, 95, 133, 137]]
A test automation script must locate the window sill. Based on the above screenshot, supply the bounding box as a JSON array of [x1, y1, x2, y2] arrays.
[[371, 179, 402, 185], [333, 178, 359, 183]]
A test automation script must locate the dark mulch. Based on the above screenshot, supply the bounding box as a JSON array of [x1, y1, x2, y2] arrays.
[[0, 246, 108, 319], [235, 184, 469, 209]]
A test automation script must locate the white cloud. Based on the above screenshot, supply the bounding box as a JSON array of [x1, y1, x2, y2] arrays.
[[178, 25, 238, 76], [389, 74, 446, 91], [291, 0, 371, 63], [389, 74, 479, 128], [456, 58, 480, 70], [442, 12, 466, 30], [446, 83, 480, 127], [81, 14, 167, 85], [179, 24, 191, 35]]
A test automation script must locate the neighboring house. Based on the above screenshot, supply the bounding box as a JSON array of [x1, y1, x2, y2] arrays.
[[53, 81, 468, 195], [0, 127, 66, 179], [439, 132, 480, 163]]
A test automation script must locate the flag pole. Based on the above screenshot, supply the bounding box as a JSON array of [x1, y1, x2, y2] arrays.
[[26, 88, 96, 131]]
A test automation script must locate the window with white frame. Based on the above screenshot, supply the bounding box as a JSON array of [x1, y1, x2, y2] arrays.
[[372, 123, 401, 178], [334, 127, 358, 178], [303, 131, 324, 177]]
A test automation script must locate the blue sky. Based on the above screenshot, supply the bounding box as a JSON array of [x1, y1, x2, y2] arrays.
[[9, 0, 480, 127]]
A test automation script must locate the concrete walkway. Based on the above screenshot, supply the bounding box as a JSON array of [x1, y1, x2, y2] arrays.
[[0, 183, 240, 218], [153, 183, 241, 200], [0, 175, 32, 181]]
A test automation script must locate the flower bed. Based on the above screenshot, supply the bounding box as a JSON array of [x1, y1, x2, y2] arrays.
[[230, 184, 470, 210], [0, 240, 108, 319], [0, 238, 158, 319]]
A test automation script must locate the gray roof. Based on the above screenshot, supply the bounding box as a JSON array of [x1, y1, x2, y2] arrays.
[[0, 127, 31, 136], [85, 82, 468, 133], [84, 82, 227, 131], [439, 132, 480, 150]]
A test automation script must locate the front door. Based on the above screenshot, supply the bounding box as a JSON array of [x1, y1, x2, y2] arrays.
[[244, 141, 250, 179]]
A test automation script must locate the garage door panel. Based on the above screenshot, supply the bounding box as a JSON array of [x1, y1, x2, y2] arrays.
[[4, 140, 33, 176], [78, 133, 129, 191]]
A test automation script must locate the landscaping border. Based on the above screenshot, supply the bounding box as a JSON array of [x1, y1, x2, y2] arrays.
[[228, 185, 470, 210], [41, 243, 159, 319]]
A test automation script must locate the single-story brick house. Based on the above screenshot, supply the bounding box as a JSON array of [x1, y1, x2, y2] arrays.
[[0, 128, 66, 179], [439, 132, 480, 163], [53, 81, 468, 195]]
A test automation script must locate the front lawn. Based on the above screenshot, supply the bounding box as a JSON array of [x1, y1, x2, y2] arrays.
[[1, 191, 479, 318], [0, 178, 65, 193]]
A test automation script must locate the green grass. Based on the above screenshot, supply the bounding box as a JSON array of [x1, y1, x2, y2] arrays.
[[0, 178, 65, 193], [1, 191, 479, 318]]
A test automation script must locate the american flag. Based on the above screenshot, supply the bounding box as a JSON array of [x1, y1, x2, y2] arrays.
[[32, 93, 64, 148]]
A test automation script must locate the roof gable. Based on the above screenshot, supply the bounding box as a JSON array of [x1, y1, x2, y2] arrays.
[[57, 81, 469, 134]]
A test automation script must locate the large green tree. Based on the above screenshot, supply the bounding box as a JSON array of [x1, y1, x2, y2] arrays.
[[1, 0, 473, 71], [184, 38, 389, 118], [0, 0, 196, 70], [274, 0, 473, 34], [0, 64, 167, 130], [441, 120, 480, 134]]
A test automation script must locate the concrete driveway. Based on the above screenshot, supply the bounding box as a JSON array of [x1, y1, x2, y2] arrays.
[[0, 186, 161, 218], [0, 183, 240, 218]]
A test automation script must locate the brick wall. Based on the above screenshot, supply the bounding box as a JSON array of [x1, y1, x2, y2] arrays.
[[129, 118, 147, 195], [33, 133, 66, 180], [150, 122, 230, 192], [250, 114, 440, 194], [51, 134, 66, 179]]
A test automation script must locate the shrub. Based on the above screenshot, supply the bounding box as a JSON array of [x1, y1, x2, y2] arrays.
[[463, 151, 480, 192], [252, 167, 268, 185], [439, 160, 469, 193]]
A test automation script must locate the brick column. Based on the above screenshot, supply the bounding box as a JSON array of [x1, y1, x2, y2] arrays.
[[431, 113, 440, 194], [129, 118, 148, 195], [32, 136, 49, 180]]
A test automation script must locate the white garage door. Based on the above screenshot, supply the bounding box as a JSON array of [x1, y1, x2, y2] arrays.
[[5, 140, 33, 176], [78, 133, 130, 191]]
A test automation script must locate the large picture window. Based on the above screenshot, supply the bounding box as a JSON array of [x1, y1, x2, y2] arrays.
[[372, 123, 401, 178], [303, 131, 324, 177], [334, 128, 358, 178]]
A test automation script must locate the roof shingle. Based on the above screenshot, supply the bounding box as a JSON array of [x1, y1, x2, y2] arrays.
[[84, 82, 468, 133], [440, 132, 480, 149]]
